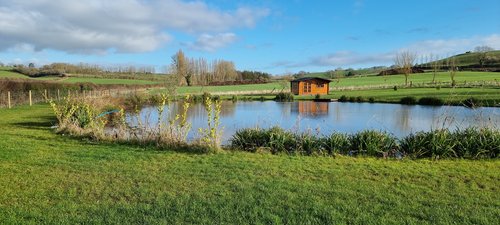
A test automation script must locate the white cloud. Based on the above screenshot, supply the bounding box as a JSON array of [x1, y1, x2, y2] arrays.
[[0, 0, 269, 54], [401, 34, 500, 56], [308, 34, 500, 67], [188, 33, 238, 52]]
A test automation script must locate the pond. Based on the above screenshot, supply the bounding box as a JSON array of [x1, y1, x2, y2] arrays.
[[127, 101, 500, 143]]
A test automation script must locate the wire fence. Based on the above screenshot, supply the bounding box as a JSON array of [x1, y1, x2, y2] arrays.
[[0, 89, 144, 109]]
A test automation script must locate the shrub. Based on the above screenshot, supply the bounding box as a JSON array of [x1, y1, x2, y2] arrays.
[[349, 130, 397, 156], [339, 95, 348, 102], [418, 97, 444, 106], [320, 133, 350, 155], [124, 93, 147, 110], [274, 92, 294, 102], [368, 97, 375, 103], [348, 96, 356, 102], [400, 96, 417, 105], [463, 97, 481, 108], [393, 86, 398, 91], [452, 128, 499, 159], [356, 96, 365, 102], [400, 130, 455, 158], [231, 95, 238, 102], [315, 94, 321, 99]]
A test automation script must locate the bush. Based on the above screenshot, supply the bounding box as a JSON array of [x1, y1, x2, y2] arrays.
[[230, 127, 500, 159], [348, 96, 356, 102], [356, 96, 365, 102], [368, 97, 375, 103], [400, 96, 417, 105], [320, 133, 350, 155], [339, 95, 348, 102], [393, 86, 398, 91], [315, 94, 321, 99], [231, 95, 238, 102], [349, 130, 397, 156], [274, 92, 294, 102], [400, 130, 455, 159], [418, 97, 444, 106], [452, 128, 499, 159], [463, 97, 481, 108]]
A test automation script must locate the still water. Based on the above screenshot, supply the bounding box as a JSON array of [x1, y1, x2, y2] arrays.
[[128, 101, 499, 142]]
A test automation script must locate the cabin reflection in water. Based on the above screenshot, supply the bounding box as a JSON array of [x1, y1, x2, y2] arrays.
[[292, 101, 329, 117]]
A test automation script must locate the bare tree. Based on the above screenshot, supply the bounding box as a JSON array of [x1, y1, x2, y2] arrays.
[[449, 57, 457, 87], [394, 51, 417, 86], [430, 54, 441, 83], [172, 49, 190, 86]]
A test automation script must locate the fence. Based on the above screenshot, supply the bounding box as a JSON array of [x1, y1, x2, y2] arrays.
[[0, 88, 146, 109]]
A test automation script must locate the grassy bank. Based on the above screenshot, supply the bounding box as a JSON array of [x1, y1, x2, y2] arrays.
[[0, 104, 499, 224]]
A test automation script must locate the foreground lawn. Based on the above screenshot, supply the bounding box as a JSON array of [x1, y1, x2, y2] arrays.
[[0, 105, 499, 224]]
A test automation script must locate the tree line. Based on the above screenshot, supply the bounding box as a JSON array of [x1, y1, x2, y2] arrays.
[[171, 49, 271, 86]]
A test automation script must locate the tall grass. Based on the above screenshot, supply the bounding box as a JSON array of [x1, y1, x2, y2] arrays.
[[230, 127, 499, 159]]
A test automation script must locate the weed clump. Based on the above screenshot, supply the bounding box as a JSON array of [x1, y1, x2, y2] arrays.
[[274, 92, 294, 102]]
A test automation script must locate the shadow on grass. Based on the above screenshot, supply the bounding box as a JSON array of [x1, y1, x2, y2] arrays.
[[13, 116, 56, 130], [59, 132, 210, 155]]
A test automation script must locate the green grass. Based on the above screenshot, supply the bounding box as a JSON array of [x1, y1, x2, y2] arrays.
[[330, 87, 500, 105], [0, 69, 28, 78], [152, 82, 286, 94], [434, 50, 500, 67], [0, 68, 161, 85], [60, 77, 160, 85], [0, 104, 499, 224], [331, 71, 500, 87]]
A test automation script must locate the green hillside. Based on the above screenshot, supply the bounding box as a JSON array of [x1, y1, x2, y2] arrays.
[[429, 50, 500, 67]]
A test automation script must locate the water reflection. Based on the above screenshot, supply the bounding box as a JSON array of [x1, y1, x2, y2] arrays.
[[128, 101, 500, 143], [291, 101, 329, 118]]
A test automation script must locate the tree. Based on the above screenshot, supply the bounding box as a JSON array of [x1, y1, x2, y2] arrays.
[[474, 46, 494, 67], [172, 49, 190, 86], [394, 51, 417, 86], [449, 57, 457, 87], [430, 54, 441, 83], [28, 62, 35, 68]]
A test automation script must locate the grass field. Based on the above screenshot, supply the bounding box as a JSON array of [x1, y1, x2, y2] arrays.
[[331, 71, 499, 87], [0, 69, 28, 78], [159, 82, 286, 94], [328, 87, 500, 105], [156, 71, 500, 95], [0, 104, 499, 224]]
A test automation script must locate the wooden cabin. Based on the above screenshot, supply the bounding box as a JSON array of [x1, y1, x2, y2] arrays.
[[290, 77, 330, 95]]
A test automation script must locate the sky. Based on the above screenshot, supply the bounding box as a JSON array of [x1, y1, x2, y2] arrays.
[[0, 0, 499, 74]]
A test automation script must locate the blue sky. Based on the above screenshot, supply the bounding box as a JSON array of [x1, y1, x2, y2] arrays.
[[1, 0, 499, 74]]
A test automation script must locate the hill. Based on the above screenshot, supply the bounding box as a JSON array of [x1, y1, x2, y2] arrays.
[[423, 50, 500, 69]]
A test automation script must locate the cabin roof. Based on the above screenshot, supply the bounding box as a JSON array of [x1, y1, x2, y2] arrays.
[[291, 77, 331, 83]]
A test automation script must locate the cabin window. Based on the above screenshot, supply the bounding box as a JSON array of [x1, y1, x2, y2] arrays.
[[304, 82, 311, 93], [318, 83, 324, 88]]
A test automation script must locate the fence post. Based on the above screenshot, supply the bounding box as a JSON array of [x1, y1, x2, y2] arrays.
[[29, 90, 32, 106], [57, 89, 60, 100], [8, 91, 11, 109]]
